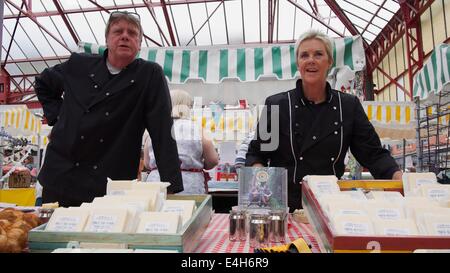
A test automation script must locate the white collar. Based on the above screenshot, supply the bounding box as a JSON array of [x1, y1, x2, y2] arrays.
[[106, 60, 122, 75]]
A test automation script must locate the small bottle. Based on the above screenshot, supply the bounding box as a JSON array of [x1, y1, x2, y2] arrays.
[[268, 210, 287, 243], [249, 213, 269, 248], [229, 207, 246, 241]]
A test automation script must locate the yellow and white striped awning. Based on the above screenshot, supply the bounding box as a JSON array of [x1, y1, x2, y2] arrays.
[[0, 105, 42, 136], [362, 102, 415, 125]]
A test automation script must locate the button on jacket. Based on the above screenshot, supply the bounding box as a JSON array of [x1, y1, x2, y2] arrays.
[[35, 51, 183, 204], [245, 79, 399, 211]]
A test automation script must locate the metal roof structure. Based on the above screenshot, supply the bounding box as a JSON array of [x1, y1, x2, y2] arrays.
[[0, 0, 436, 106]]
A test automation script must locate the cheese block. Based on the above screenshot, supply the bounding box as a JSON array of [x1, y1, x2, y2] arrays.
[[136, 211, 181, 234], [93, 195, 153, 212], [416, 184, 450, 203], [45, 208, 90, 232], [423, 213, 450, 236], [402, 196, 439, 219], [122, 190, 160, 211], [326, 200, 368, 220], [332, 214, 375, 236], [340, 190, 367, 201], [132, 182, 171, 199], [317, 193, 349, 212], [364, 200, 405, 220], [84, 208, 129, 233], [161, 200, 196, 225], [402, 172, 437, 197], [80, 203, 138, 232], [106, 179, 136, 195], [413, 207, 450, 235], [373, 219, 419, 236], [366, 191, 404, 202], [305, 175, 340, 197]]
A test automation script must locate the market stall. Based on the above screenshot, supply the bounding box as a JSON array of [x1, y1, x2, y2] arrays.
[[413, 44, 450, 173], [0, 105, 44, 206]]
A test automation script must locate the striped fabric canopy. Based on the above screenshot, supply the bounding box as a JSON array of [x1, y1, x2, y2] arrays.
[[0, 105, 42, 136], [78, 35, 365, 84], [362, 101, 415, 125], [413, 43, 450, 99]]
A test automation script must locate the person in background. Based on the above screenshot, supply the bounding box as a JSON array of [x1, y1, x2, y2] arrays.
[[246, 29, 402, 211], [235, 130, 255, 168], [144, 89, 219, 194], [34, 11, 183, 207]]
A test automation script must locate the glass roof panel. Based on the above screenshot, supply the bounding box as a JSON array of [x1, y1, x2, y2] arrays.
[[1, 0, 405, 84]]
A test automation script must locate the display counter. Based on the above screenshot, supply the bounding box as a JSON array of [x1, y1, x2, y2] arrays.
[[193, 213, 320, 253], [0, 188, 36, 206]]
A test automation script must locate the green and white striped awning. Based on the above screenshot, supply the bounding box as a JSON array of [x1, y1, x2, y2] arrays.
[[413, 43, 450, 99], [79, 35, 365, 84]]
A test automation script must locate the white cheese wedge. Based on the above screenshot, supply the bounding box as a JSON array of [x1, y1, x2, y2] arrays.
[[423, 213, 450, 236], [373, 219, 419, 236], [161, 200, 196, 226], [402, 196, 439, 219], [305, 175, 340, 197], [416, 184, 450, 203], [366, 191, 404, 202], [122, 190, 160, 211], [413, 207, 450, 235], [317, 193, 349, 213], [80, 203, 139, 232], [340, 190, 367, 201], [45, 208, 90, 232], [83, 208, 128, 233], [132, 182, 171, 199], [93, 195, 153, 212], [136, 211, 181, 234], [326, 201, 368, 220], [106, 179, 136, 195], [402, 172, 437, 197], [332, 214, 375, 236], [364, 200, 405, 220]]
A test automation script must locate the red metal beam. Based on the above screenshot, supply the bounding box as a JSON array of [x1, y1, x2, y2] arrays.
[[375, 65, 411, 99], [52, 0, 79, 45], [86, 0, 163, 47], [160, 0, 177, 46], [2, 55, 69, 65], [323, 0, 374, 69], [366, 10, 405, 74], [399, 0, 434, 99], [4, 0, 234, 19], [2, 2, 24, 69], [143, 0, 171, 46]]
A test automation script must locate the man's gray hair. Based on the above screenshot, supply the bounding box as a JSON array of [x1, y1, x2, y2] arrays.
[[294, 29, 333, 63], [105, 12, 143, 42]]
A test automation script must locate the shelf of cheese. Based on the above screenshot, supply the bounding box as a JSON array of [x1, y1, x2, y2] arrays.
[[28, 181, 212, 253], [302, 176, 450, 253]]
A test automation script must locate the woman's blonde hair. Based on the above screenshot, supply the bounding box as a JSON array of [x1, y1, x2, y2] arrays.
[[170, 89, 193, 119], [295, 29, 333, 66]]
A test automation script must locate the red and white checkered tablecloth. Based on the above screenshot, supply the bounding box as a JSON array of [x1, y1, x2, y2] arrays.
[[193, 213, 321, 253]]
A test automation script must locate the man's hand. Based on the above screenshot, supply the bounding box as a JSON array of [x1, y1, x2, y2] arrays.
[[392, 170, 403, 180]]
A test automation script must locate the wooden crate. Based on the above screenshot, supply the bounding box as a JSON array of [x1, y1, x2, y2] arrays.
[[28, 194, 212, 253], [302, 180, 450, 253]]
